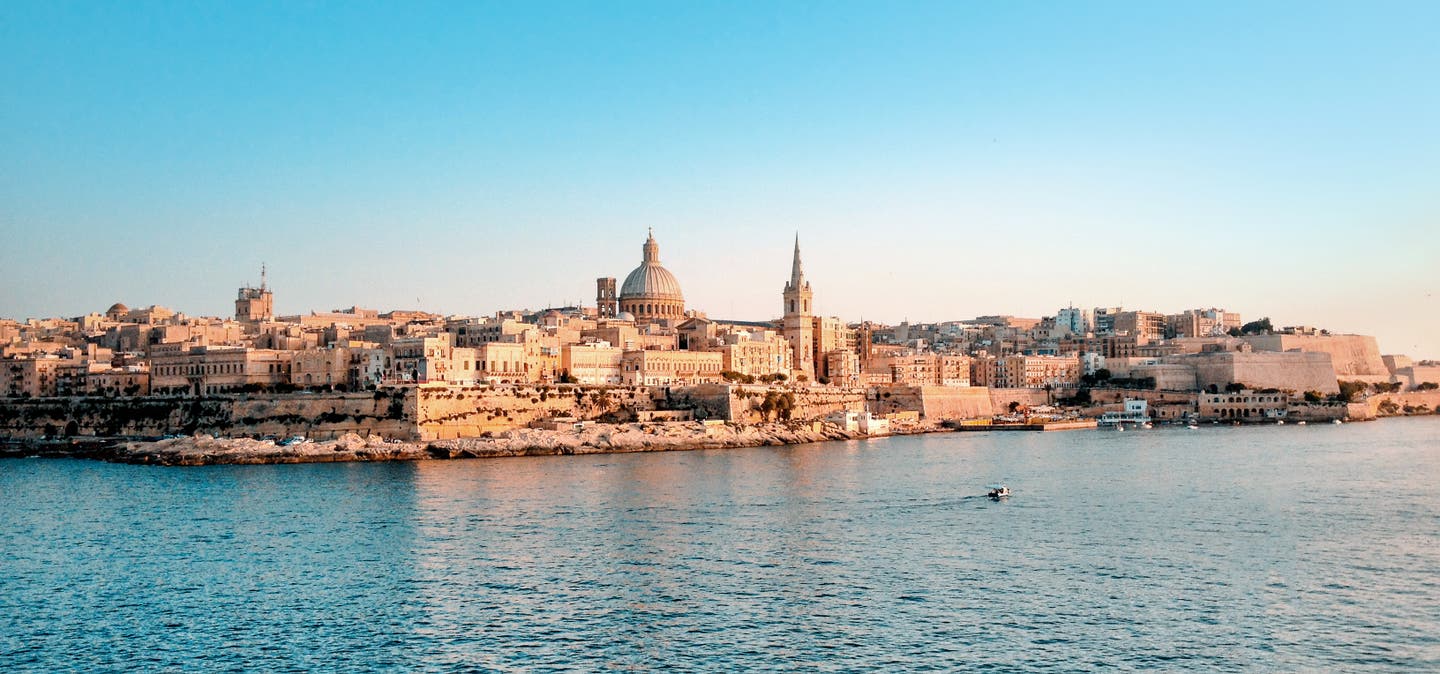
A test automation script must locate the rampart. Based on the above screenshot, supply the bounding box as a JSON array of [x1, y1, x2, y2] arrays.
[[1185, 351, 1339, 394], [413, 384, 654, 439], [1240, 334, 1386, 379], [666, 384, 868, 424], [1346, 390, 1440, 420], [867, 386, 1048, 420], [0, 390, 416, 440]]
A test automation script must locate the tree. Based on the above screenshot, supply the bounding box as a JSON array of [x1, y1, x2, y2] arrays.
[[1095, 368, 1112, 381], [557, 369, 578, 384], [1336, 380, 1367, 403], [1225, 382, 1246, 393], [1418, 382, 1439, 391], [1240, 317, 1273, 335], [1303, 391, 1324, 403]]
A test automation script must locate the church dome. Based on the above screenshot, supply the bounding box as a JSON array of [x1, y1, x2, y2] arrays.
[[106, 303, 129, 316], [619, 231, 684, 301], [621, 264, 683, 300], [617, 230, 686, 323]]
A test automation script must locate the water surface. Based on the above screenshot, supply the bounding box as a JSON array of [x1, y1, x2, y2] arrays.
[[3, 418, 1438, 671]]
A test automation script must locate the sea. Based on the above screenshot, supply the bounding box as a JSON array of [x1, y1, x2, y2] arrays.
[[2, 417, 1437, 672]]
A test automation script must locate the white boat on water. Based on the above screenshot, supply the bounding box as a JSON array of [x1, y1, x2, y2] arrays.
[[987, 484, 1010, 499]]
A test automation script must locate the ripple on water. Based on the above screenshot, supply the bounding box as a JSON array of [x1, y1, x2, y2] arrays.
[[2, 420, 1440, 671]]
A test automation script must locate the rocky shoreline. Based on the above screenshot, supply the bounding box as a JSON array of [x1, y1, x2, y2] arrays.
[[4, 421, 936, 466]]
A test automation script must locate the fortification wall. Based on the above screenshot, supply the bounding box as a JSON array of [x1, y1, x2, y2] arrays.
[[988, 388, 1052, 411], [724, 385, 867, 424], [1347, 390, 1440, 420], [414, 385, 653, 440], [1187, 352, 1339, 394], [1241, 334, 1386, 378], [870, 386, 993, 421], [0, 390, 415, 440]]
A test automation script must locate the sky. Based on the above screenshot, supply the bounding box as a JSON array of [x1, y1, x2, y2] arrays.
[[2, 1, 1437, 357]]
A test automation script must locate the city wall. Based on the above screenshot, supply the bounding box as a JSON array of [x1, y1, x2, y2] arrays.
[[867, 386, 1049, 421], [1346, 390, 1440, 421], [413, 384, 654, 440], [1241, 334, 1387, 380], [1188, 352, 1340, 394], [666, 384, 868, 424], [0, 391, 415, 441]]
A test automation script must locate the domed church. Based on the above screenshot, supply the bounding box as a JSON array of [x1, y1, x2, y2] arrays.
[[618, 229, 685, 323]]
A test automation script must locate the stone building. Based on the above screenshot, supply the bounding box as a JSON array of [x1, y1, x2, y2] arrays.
[[149, 346, 292, 395], [992, 354, 1081, 389], [0, 354, 70, 397], [561, 343, 623, 385], [388, 334, 481, 385], [1113, 311, 1166, 345], [1198, 390, 1289, 421], [619, 230, 686, 324], [716, 329, 793, 379], [812, 315, 856, 383], [290, 346, 352, 389], [235, 266, 274, 325], [620, 349, 723, 386]]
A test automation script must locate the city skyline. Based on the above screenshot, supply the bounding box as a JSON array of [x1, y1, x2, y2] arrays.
[[3, 2, 1437, 357]]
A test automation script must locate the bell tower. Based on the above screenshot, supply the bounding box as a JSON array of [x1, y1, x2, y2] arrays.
[[782, 235, 814, 380]]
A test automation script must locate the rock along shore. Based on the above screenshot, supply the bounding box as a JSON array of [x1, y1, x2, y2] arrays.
[[50, 421, 939, 466]]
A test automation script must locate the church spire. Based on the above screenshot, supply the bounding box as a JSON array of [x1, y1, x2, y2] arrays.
[[788, 233, 807, 290]]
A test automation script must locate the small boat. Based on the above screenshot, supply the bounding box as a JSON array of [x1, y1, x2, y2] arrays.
[[1332, 419, 1343, 425], [1296, 421, 1307, 426], [1141, 422, 1153, 429], [987, 484, 1010, 499]]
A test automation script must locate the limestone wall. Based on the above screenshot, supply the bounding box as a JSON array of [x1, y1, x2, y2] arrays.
[[870, 386, 992, 421], [0, 390, 415, 440], [414, 384, 654, 440], [1241, 334, 1386, 378], [988, 388, 1052, 412], [1347, 390, 1440, 420], [1394, 366, 1440, 389], [1186, 351, 1339, 394], [722, 385, 868, 424]]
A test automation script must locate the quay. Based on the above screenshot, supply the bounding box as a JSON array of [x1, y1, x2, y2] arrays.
[[951, 420, 1098, 432]]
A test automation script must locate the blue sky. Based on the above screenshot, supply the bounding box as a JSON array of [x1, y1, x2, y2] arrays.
[[2, 2, 1437, 356]]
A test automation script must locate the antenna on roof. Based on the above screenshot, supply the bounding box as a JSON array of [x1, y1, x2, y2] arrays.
[[260, 262, 267, 291]]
